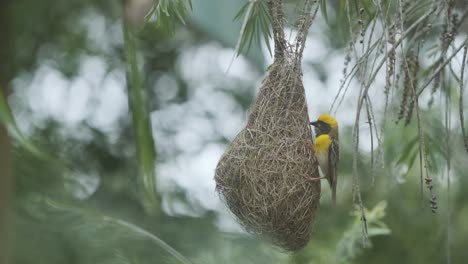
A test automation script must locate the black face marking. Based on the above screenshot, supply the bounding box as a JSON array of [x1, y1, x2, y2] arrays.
[[310, 120, 332, 137]]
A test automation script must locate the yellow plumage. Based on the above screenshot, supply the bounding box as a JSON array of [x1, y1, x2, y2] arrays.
[[314, 134, 332, 176]]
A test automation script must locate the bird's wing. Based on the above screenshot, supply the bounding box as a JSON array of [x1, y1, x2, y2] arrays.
[[328, 140, 339, 206]]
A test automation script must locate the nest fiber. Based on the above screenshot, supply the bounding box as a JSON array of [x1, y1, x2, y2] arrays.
[[215, 58, 321, 250]]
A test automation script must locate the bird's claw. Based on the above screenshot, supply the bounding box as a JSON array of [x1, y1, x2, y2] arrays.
[[305, 176, 326, 181]]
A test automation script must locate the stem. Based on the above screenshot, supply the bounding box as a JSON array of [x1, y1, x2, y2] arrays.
[[122, 13, 159, 214], [0, 95, 12, 264], [460, 44, 468, 153]]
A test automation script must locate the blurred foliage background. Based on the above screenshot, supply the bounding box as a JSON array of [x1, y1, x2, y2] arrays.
[[1, 0, 468, 263]]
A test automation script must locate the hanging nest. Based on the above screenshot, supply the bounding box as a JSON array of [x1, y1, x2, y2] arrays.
[[215, 0, 321, 251]]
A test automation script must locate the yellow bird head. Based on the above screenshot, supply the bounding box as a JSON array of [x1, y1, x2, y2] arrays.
[[310, 114, 338, 138], [317, 114, 338, 129]]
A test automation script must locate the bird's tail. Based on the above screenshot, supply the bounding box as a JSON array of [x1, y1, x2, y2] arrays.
[[331, 180, 337, 207]]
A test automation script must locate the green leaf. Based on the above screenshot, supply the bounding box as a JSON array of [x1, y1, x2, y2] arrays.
[[367, 227, 391, 236], [396, 135, 419, 165], [46, 199, 193, 264], [234, 2, 250, 21], [0, 88, 59, 163], [258, 3, 272, 56], [337, 201, 391, 262], [320, 0, 328, 22]]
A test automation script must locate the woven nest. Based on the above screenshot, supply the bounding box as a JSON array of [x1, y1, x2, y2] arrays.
[[215, 55, 321, 250], [215, 0, 321, 251]]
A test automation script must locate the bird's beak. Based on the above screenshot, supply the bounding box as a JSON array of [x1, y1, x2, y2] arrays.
[[310, 121, 318, 127]]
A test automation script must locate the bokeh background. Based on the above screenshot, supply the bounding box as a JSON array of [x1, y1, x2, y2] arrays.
[[1, 0, 468, 263]]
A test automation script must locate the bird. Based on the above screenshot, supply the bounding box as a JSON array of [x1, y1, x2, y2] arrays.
[[310, 114, 339, 206]]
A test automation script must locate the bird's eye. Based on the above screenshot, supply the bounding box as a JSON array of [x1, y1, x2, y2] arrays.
[[320, 123, 330, 133]]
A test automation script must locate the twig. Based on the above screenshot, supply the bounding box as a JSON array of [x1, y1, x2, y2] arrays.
[[268, 0, 287, 59], [460, 44, 468, 153], [294, 0, 319, 64], [444, 70, 452, 264], [365, 96, 375, 186], [332, 39, 383, 114], [350, 5, 435, 244], [357, 7, 435, 108], [366, 96, 384, 175], [416, 40, 468, 97]]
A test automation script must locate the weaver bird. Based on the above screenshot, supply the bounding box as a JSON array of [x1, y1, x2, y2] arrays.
[[311, 114, 339, 206]]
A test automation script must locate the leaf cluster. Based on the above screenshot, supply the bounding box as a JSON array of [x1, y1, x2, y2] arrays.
[[234, 0, 272, 56], [145, 0, 193, 33]]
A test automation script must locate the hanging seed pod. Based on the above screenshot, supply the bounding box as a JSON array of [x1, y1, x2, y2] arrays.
[[214, 0, 321, 251], [404, 53, 419, 126], [385, 24, 396, 97], [425, 176, 438, 213], [397, 59, 410, 123], [397, 51, 419, 125], [428, 70, 440, 108]]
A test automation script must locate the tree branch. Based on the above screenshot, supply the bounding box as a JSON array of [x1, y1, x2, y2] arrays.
[[268, 0, 287, 59]]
